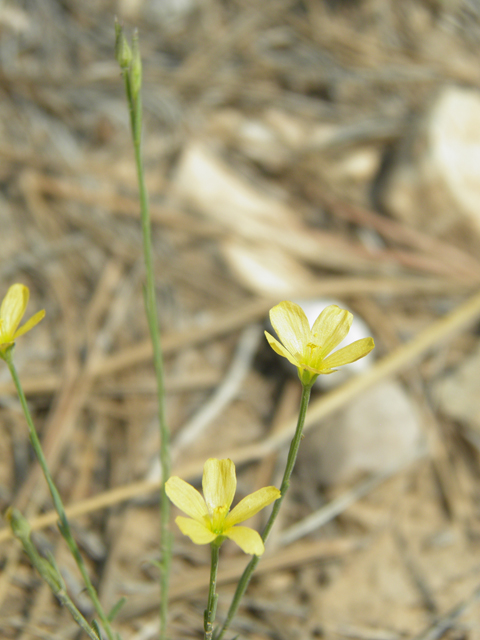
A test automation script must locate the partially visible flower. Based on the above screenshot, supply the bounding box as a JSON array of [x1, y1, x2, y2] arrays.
[[265, 300, 374, 386], [166, 458, 280, 555], [0, 284, 45, 356]]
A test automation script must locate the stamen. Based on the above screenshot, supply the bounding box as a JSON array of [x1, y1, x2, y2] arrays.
[[211, 505, 228, 534], [305, 341, 323, 368]]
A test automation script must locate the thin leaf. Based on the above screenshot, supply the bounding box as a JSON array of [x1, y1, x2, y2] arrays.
[[107, 596, 127, 623], [91, 620, 103, 640], [146, 558, 163, 572], [46, 551, 66, 590]]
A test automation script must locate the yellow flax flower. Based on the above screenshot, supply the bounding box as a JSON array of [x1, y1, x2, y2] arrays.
[[0, 284, 45, 356], [166, 458, 280, 555], [265, 300, 374, 386]]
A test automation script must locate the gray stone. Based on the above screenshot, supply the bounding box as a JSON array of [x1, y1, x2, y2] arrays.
[[432, 342, 480, 432], [300, 380, 423, 486]]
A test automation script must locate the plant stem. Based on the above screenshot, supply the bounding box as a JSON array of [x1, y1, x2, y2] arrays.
[[8, 508, 100, 640], [4, 350, 116, 640], [204, 542, 220, 640], [214, 383, 312, 640], [119, 39, 171, 640]]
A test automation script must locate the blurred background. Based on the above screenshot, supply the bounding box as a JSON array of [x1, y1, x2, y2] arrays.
[[2, 0, 480, 638]]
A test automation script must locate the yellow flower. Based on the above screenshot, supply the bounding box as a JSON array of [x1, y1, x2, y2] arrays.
[[0, 284, 45, 355], [265, 300, 374, 386], [166, 458, 280, 555]]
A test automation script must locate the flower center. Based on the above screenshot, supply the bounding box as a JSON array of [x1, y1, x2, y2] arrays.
[[303, 340, 323, 368], [208, 505, 229, 534]]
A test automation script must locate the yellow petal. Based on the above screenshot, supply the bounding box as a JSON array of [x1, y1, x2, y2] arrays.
[[13, 309, 45, 340], [269, 301, 310, 358], [224, 526, 265, 555], [0, 284, 29, 340], [225, 486, 280, 528], [322, 337, 375, 369], [175, 517, 217, 545], [264, 332, 301, 368], [311, 305, 352, 358], [202, 458, 236, 514], [165, 476, 208, 522]]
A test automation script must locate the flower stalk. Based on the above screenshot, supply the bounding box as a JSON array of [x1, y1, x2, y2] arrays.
[[215, 300, 374, 638], [214, 382, 312, 640], [204, 541, 221, 640], [7, 508, 102, 640], [115, 23, 172, 639], [2, 347, 116, 640], [167, 458, 280, 638]]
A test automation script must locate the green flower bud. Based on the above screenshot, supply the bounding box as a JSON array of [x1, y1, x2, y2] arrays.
[[6, 507, 31, 541], [115, 20, 132, 70]]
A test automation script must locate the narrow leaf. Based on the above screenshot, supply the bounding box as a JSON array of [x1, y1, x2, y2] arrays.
[[107, 596, 127, 622], [91, 620, 103, 640]]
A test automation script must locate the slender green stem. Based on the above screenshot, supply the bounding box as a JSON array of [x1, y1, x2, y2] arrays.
[[8, 508, 100, 640], [214, 383, 313, 640], [204, 542, 221, 640], [4, 350, 116, 640], [119, 41, 171, 639]]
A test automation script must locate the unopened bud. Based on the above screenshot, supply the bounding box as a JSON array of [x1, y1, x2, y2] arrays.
[[115, 20, 132, 70], [6, 507, 31, 541]]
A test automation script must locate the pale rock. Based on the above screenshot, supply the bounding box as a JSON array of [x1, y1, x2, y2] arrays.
[[138, 0, 198, 27], [221, 240, 315, 297], [0, 6, 30, 33], [429, 88, 480, 227], [118, 0, 145, 19], [300, 380, 422, 486], [172, 142, 379, 273], [264, 108, 309, 149], [236, 118, 290, 171], [308, 123, 341, 149], [209, 108, 310, 171], [432, 342, 480, 432], [335, 147, 381, 183], [209, 110, 289, 171], [380, 86, 480, 238], [172, 141, 293, 232]]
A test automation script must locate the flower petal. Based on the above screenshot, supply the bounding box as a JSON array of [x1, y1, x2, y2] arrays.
[[202, 458, 236, 514], [322, 337, 375, 369], [225, 486, 280, 528], [175, 517, 217, 545], [0, 284, 29, 339], [269, 301, 310, 358], [165, 476, 208, 522], [312, 305, 353, 357], [13, 309, 45, 340], [224, 526, 265, 555], [264, 332, 301, 368]]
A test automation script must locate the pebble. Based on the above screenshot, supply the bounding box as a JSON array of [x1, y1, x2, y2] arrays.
[[299, 380, 423, 486], [432, 342, 480, 433]]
